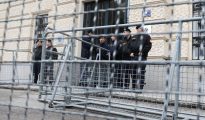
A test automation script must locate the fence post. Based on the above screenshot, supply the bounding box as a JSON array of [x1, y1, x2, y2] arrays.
[[66, 36, 74, 104], [98, 48, 101, 87], [173, 21, 183, 120], [161, 21, 183, 120], [65, 0, 77, 104], [197, 2, 205, 120], [39, 30, 47, 99], [12, 51, 16, 83]]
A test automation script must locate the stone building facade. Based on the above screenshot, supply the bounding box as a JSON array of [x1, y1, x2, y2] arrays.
[[0, 0, 202, 61]]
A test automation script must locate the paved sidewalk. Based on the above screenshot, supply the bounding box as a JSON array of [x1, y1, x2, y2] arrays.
[[0, 88, 116, 120], [0, 85, 205, 120]]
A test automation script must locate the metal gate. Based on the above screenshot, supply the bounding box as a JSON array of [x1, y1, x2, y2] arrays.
[[0, 0, 205, 120]]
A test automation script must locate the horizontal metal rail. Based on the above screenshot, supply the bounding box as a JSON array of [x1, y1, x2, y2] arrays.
[[1, 60, 205, 66], [0, 102, 117, 120], [45, 17, 203, 32], [45, 27, 110, 52]]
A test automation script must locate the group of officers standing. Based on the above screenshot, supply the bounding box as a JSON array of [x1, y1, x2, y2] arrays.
[[33, 25, 152, 90], [33, 39, 58, 84], [81, 25, 152, 90]]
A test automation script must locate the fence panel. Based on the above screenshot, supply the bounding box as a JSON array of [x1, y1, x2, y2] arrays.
[[0, 0, 205, 120]]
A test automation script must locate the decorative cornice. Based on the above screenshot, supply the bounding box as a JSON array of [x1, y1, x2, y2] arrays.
[[31, 9, 51, 15], [56, 0, 75, 6]]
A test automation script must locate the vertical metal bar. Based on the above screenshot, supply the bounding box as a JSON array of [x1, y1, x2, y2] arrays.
[[66, 0, 78, 104], [48, 0, 78, 106], [141, 0, 146, 24], [196, 64, 203, 120], [89, 0, 98, 61], [161, 0, 174, 119], [109, 0, 121, 90], [161, 21, 182, 120], [49, 43, 71, 106], [98, 49, 101, 87], [197, 2, 205, 120], [16, 0, 25, 60], [51, 0, 59, 93], [54, 37, 68, 81], [88, 54, 98, 87], [107, 53, 110, 88], [67, 39, 73, 104], [63, 38, 70, 105], [83, 88, 89, 120], [200, 0, 205, 60], [39, 29, 47, 99], [12, 51, 16, 83], [161, 22, 182, 120], [84, 1, 98, 119], [63, 40, 69, 104], [173, 21, 183, 120], [8, 50, 15, 120]]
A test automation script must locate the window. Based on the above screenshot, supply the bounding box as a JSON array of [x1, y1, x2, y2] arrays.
[[192, 2, 205, 60], [83, 0, 127, 34], [34, 14, 48, 41]]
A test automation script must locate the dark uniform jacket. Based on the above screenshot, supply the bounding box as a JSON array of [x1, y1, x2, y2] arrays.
[[129, 33, 152, 60], [98, 43, 110, 60], [116, 36, 132, 60], [46, 47, 58, 60], [33, 46, 42, 75], [81, 35, 98, 60], [33, 46, 42, 60], [81, 35, 92, 59], [109, 40, 120, 60]]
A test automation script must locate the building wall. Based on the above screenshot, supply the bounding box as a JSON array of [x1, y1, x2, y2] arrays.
[[0, 0, 193, 61], [129, 0, 193, 60]]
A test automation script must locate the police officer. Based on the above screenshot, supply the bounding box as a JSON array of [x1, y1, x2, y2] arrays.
[[117, 28, 132, 89], [81, 30, 93, 59], [109, 34, 118, 60], [118, 28, 132, 60], [33, 40, 42, 84], [98, 36, 110, 60], [109, 34, 121, 88], [129, 25, 152, 90], [44, 39, 58, 84]]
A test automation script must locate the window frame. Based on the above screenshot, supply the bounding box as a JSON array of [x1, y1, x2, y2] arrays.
[[192, 2, 205, 60], [34, 14, 48, 42], [83, 0, 128, 35]]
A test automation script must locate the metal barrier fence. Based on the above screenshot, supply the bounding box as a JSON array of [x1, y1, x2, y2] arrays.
[[0, 0, 205, 120], [38, 61, 205, 120], [0, 49, 32, 84]]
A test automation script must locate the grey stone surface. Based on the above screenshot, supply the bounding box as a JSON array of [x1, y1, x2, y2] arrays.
[[0, 88, 204, 120], [0, 89, 114, 120]]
